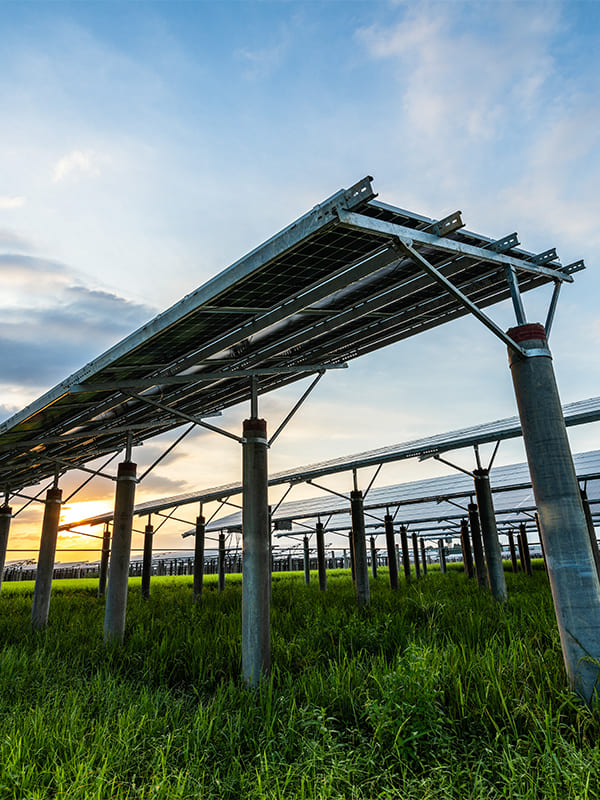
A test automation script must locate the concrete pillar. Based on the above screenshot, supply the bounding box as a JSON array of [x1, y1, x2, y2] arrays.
[[218, 532, 226, 592], [316, 522, 326, 592], [303, 535, 311, 584], [384, 514, 398, 590], [370, 536, 377, 579], [141, 521, 153, 600], [473, 469, 507, 602], [242, 418, 270, 687], [519, 522, 533, 576], [343, 549, 349, 569], [98, 523, 111, 597], [400, 525, 411, 581], [350, 490, 370, 606], [460, 519, 474, 579], [193, 515, 205, 601], [31, 486, 63, 629], [535, 513, 548, 572], [104, 461, 137, 643], [517, 529, 527, 573], [468, 502, 488, 590], [581, 488, 600, 579], [508, 322, 600, 702], [419, 537, 427, 577], [438, 539, 447, 574], [411, 532, 421, 579], [507, 530, 519, 573], [0, 504, 12, 594]]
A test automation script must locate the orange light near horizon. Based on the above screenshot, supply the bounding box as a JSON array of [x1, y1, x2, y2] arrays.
[[59, 500, 111, 529]]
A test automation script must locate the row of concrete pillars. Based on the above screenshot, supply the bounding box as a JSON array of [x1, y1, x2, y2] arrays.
[[2, 324, 600, 701]]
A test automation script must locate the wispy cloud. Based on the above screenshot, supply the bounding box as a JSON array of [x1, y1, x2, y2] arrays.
[[52, 149, 106, 182], [0, 196, 25, 209], [235, 39, 287, 80]]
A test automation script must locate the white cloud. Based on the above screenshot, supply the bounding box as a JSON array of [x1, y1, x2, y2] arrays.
[[0, 196, 25, 209], [235, 39, 287, 80], [52, 149, 106, 182]]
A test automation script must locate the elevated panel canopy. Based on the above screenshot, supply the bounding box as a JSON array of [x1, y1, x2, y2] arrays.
[[204, 450, 600, 537], [0, 176, 581, 492], [58, 396, 600, 530]]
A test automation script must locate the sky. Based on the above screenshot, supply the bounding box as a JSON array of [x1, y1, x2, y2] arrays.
[[2, 0, 600, 561]]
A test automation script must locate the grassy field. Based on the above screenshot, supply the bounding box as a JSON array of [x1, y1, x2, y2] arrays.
[[0, 566, 598, 799]]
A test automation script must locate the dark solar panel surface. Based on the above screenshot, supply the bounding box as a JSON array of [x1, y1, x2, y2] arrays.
[[0, 176, 579, 491]]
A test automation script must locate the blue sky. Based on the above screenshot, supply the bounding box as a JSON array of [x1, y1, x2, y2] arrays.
[[2, 0, 600, 554]]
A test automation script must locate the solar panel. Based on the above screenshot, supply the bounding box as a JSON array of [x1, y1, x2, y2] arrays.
[[1, 175, 581, 493]]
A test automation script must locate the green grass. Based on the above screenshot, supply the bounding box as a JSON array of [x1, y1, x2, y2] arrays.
[[0, 567, 599, 798]]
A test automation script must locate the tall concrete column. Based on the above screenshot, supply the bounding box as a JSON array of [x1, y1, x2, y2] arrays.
[[399, 525, 411, 581], [581, 488, 600, 579], [242, 418, 270, 687], [419, 538, 427, 577], [316, 521, 327, 592], [384, 514, 398, 590], [98, 523, 111, 597], [104, 461, 137, 644], [303, 535, 311, 584], [535, 513, 548, 572], [31, 486, 62, 629], [193, 515, 205, 601], [468, 503, 488, 590], [460, 519, 474, 579], [519, 522, 533, 576], [508, 322, 600, 701], [0, 504, 12, 594], [473, 469, 507, 602], [370, 536, 377, 579], [517, 529, 526, 573], [438, 539, 447, 573], [507, 530, 519, 573], [218, 532, 226, 592], [350, 490, 370, 606], [141, 521, 153, 599], [411, 532, 421, 579]]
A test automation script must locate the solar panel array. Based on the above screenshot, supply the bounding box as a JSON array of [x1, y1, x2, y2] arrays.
[[0, 176, 581, 492]]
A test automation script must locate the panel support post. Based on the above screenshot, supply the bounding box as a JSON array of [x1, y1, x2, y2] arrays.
[[303, 535, 311, 585], [370, 536, 378, 579], [98, 523, 111, 597], [517, 529, 527, 573], [468, 503, 488, 590], [316, 522, 327, 591], [141, 521, 153, 599], [519, 522, 533, 576], [193, 515, 206, 601], [508, 322, 600, 702], [460, 519, 474, 579], [438, 539, 447, 574], [0, 504, 12, 595], [384, 514, 399, 590], [507, 530, 519, 573], [242, 417, 270, 687], [31, 486, 62, 629], [411, 531, 421, 579], [103, 461, 137, 644], [419, 538, 427, 577], [399, 525, 411, 581], [218, 532, 226, 592], [350, 490, 370, 606], [473, 470, 507, 602]]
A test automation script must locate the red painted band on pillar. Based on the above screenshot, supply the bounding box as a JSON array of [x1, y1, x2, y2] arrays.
[[243, 418, 267, 435], [117, 461, 137, 478], [506, 323, 547, 343]]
